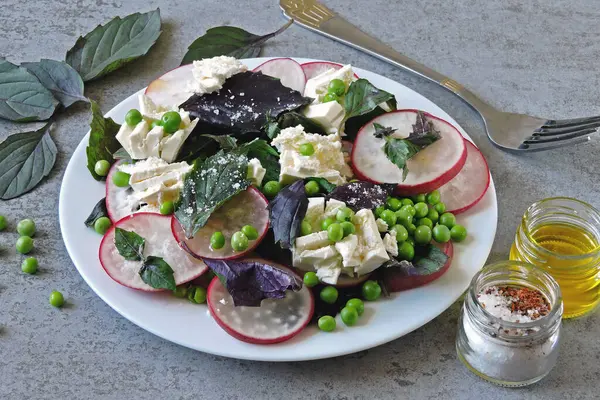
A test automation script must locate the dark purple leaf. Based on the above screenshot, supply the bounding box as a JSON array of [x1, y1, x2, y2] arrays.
[[203, 258, 301, 307], [326, 181, 394, 212], [267, 180, 308, 249]]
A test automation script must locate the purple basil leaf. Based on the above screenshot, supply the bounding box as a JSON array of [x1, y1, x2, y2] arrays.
[[326, 181, 395, 212], [267, 180, 308, 249], [203, 258, 302, 307]]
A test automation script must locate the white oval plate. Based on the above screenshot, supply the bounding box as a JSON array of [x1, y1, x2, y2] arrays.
[[59, 57, 497, 361]]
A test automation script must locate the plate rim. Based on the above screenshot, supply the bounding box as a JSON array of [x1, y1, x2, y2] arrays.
[[59, 57, 498, 361]]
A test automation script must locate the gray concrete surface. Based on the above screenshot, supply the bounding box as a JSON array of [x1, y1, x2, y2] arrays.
[[1, 0, 599, 398]]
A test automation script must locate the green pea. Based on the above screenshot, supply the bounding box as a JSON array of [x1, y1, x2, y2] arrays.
[[414, 202, 429, 218], [427, 208, 439, 224], [336, 207, 354, 222], [374, 205, 385, 218], [318, 315, 336, 332], [417, 217, 433, 229], [323, 92, 339, 103], [451, 225, 468, 242], [112, 171, 130, 187], [303, 271, 319, 288], [94, 160, 111, 177], [305, 181, 320, 196], [426, 190, 441, 205], [362, 280, 382, 301], [159, 201, 175, 215], [395, 209, 413, 227], [150, 120, 162, 129], [341, 306, 359, 326], [414, 194, 426, 203], [398, 241, 415, 261], [125, 109, 142, 126], [299, 143, 315, 156], [327, 78, 346, 96], [231, 231, 249, 251], [401, 198, 414, 207], [188, 286, 207, 304], [327, 223, 344, 242], [433, 224, 451, 243], [414, 225, 432, 245], [340, 221, 355, 237], [173, 286, 188, 298], [17, 219, 36, 237], [262, 181, 281, 199], [320, 286, 339, 304], [301, 220, 312, 236], [407, 223, 417, 235], [406, 237, 415, 247], [161, 111, 182, 134], [400, 205, 416, 217], [386, 197, 402, 211], [346, 298, 365, 316], [439, 212, 456, 228], [380, 209, 397, 227], [321, 217, 335, 231], [21, 257, 38, 274], [434, 202, 446, 214], [49, 291, 64, 308], [210, 231, 225, 249], [94, 217, 111, 235], [0, 215, 6, 231], [392, 225, 409, 242], [16, 236, 34, 254], [241, 225, 259, 240]]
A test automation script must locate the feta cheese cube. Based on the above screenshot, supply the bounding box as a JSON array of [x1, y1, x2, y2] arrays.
[[302, 101, 345, 135], [316, 264, 342, 285], [353, 209, 390, 275], [160, 118, 198, 162], [246, 158, 266, 187], [323, 199, 346, 219], [383, 230, 398, 257], [305, 197, 325, 231], [294, 231, 331, 252], [304, 64, 354, 103], [335, 234, 361, 267]]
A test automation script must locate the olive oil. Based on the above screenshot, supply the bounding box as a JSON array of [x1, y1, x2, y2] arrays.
[[511, 222, 600, 318]]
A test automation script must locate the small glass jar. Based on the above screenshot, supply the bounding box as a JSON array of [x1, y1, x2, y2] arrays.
[[456, 261, 563, 387], [510, 197, 600, 318]]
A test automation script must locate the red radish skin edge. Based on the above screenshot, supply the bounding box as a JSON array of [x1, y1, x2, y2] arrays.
[[98, 213, 207, 291], [104, 161, 120, 222], [386, 241, 454, 292], [207, 262, 315, 344], [300, 61, 360, 79], [170, 186, 270, 261], [444, 140, 491, 215], [252, 58, 307, 84], [351, 109, 468, 196]]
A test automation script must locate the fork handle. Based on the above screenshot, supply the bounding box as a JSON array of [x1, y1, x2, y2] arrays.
[[293, 13, 491, 112]]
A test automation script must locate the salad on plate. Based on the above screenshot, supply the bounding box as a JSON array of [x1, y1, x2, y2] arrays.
[[84, 56, 491, 344]]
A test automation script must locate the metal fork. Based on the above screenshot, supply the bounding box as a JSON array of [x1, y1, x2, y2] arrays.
[[280, 0, 599, 152]]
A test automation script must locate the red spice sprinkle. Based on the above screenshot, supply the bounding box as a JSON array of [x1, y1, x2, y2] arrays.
[[496, 286, 550, 319]]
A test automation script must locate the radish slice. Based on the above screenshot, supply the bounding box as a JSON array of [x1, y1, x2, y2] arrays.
[[99, 213, 208, 291], [300, 61, 360, 80], [351, 110, 467, 196], [207, 259, 314, 344], [106, 160, 137, 221], [172, 187, 269, 260], [253, 58, 306, 93], [384, 241, 454, 292], [438, 140, 490, 214], [145, 65, 194, 108], [341, 140, 353, 164]]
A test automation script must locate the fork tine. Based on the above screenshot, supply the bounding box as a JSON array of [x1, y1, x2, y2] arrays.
[[519, 135, 592, 151], [535, 120, 600, 135], [525, 128, 597, 144], [540, 115, 600, 129]]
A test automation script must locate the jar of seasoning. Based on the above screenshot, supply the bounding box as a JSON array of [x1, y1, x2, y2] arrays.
[[510, 197, 600, 318], [456, 260, 563, 387]]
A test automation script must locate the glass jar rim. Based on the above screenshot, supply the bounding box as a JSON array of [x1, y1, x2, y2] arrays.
[[523, 197, 600, 259], [468, 260, 563, 332]]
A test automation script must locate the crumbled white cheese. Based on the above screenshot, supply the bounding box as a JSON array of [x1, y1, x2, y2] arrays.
[[304, 197, 326, 232], [335, 234, 361, 268], [189, 56, 247, 95], [271, 125, 352, 185], [383, 230, 398, 257], [376, 218, 388, 233], [246, 158, 266, 187], [304, 64, 354, 103]]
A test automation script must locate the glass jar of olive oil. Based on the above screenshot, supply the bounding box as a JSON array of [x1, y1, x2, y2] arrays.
[[510, 197, 600, 318]]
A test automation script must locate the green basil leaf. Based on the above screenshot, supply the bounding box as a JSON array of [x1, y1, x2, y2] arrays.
[[22, 59, 87, 108], [87, 100, 121, 180], [175, 150, 251, 238], [0, 58, 58, 121], [84, 198, 109, 227], [344, 79, 394, 120], [0, 123, 57, 199], [181, 20, 293, 65], [114, 228, 145, 261], [373, 122, 396, 138], [384, 137, 421, 181], [66, 9, 162, 81], [139, 256, 176, 291], [200, 134, 238, 150], [277, 111, 326, 135]]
